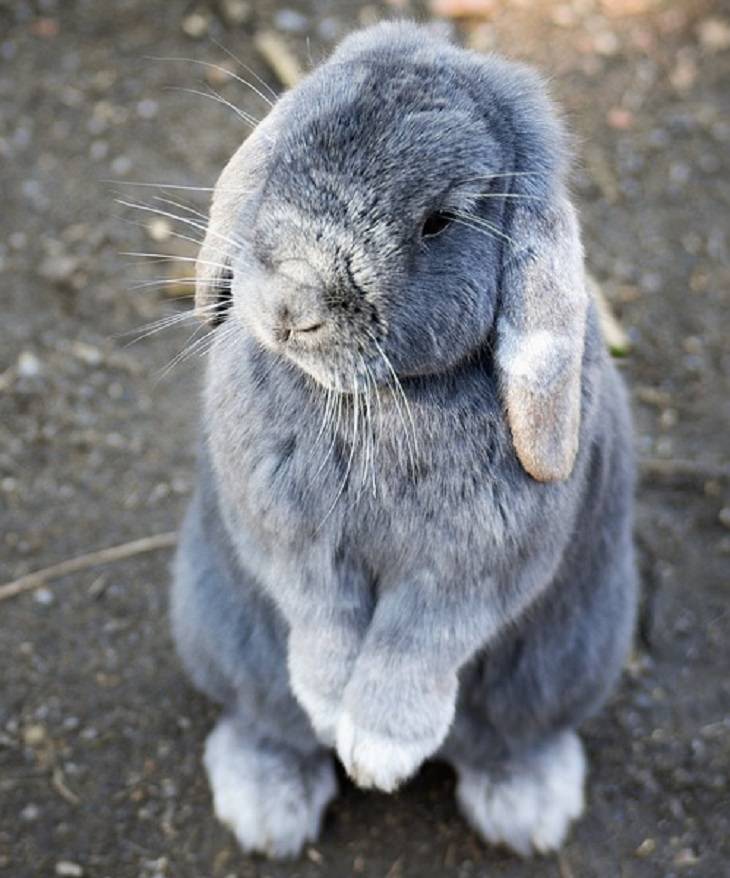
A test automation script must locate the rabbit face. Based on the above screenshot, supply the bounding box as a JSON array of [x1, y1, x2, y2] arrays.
[[229, 62, 507, 393], [200, 23, 588, 481]]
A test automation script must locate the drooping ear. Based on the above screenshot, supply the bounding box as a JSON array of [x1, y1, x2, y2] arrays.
[[496, 193, 588, 482], [196, 101, 288, 324]]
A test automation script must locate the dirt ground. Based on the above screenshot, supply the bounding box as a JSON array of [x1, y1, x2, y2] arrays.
[[1, 1, 729, 876]]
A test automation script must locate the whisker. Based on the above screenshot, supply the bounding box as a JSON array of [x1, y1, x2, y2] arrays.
[[116, 198, 245, 252], [457, 171, 540, 184], [315, 380, 358, 533], [366, 361, 383, 498], [360, 360, 378, 498], [115, 213, 207, 252], [369, 336, 419, 474], [309, 384, 333, 462], [459, 192, 543, 201], [450, 210, 515, 246], [127, 276, 198, 291], [147, 55, 275, 108], [311, 384, 343, 483], [107, 179, 217, 192], [167, 86, 260, 128], [118, 252, 229, 272], [121, 301, 226, 344], [209, 36, 280, 102], [108, 180, 257, 196], [151, 195, 210, 221], [156, 326, 210, 378]]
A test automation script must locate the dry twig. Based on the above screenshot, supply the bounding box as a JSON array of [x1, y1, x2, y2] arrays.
[[0, 532, 177, 603], [254, 30, 303, 88]]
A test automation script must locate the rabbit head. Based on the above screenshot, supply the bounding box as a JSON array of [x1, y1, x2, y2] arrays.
[[196, 23, 588, 482]]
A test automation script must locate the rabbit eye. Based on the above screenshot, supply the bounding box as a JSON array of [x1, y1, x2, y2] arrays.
[[421, 210, 453, 238]]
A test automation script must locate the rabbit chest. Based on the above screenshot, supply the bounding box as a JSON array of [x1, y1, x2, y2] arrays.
[[205, 333, 528, 580]]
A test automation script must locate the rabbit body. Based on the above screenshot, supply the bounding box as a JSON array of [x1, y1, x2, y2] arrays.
[[171, 22, 637, 859]]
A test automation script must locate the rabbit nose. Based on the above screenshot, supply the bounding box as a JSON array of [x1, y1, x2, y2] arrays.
[[274, 304, 327, 344]]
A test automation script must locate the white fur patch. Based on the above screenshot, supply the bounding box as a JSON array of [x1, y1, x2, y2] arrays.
[[497, 322, 573, 389], [455, 731, 586, 857], [335, 710, 447, 793], [204, 718, 337, 859]]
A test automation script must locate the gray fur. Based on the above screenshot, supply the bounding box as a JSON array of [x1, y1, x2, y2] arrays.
[[172, 21, 637, 858]]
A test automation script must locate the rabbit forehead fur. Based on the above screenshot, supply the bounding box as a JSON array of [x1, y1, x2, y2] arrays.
[[222, 22, 571, 394]]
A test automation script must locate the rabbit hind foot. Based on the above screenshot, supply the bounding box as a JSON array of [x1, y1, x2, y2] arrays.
[[203, 715, 337, 859], [455, 730, 586, 857]]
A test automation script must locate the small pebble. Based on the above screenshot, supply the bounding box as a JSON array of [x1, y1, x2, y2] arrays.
[[111, 155, 132, 175], [220, 0, 251, 25], [23, 724, 46, 746], [33, 588, 55, 605], [146, 218, 172, 243], [21, 803, 40, 821], [17, 351, 43, 378], [636, 837, 657, 857], [55, 863, 84, 877], [181, 12, 210, 39], [136, 99, 159, 120], [306, 846, 323, 863], [697, 18, 730, 52], [674, 847, 700, 866], [275, 9, 309, 33], [39, 254, 79, 286]]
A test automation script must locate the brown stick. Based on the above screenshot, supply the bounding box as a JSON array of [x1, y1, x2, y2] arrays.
[[0, 532, 177, 603], [254, 30, 303, 88]]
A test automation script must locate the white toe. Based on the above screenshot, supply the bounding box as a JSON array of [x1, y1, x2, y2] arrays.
[[335, 711, 440, 792]]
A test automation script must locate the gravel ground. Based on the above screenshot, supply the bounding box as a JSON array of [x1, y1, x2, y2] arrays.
[[1, 1, 729, 876]]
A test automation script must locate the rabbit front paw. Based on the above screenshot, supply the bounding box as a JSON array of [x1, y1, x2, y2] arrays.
[[289, 673, 341, 746], [335, 675, 458, 792], [288, 629, 359, 746]]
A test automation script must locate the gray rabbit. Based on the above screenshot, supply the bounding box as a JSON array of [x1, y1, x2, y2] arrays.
[[171, 22, 637, 859]]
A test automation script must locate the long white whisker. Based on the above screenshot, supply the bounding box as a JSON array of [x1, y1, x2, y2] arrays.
[[458, 171, 540, 183], [128, 276, 198, 291], [209, 37, 280, 101], [116, 214, 208, 253], [121, 301, 226, 344], [366, 362, 382, 498], [108, 180, 257, 196], [450, 210, 515, 246], [309, 385, 333, 461], [370, 336, 419, 474], [148, 55, 275, 107], [316, 381, 359, 532], [460, 192, 543, 201], [311, 385, 342, 483], [166, 86, 260, 128], [108, 180, 217, 192], [361, 361, 378, 498], [116, 198, 245, 252], [152, 195, 210, 222], [118, 252, 229, 272]]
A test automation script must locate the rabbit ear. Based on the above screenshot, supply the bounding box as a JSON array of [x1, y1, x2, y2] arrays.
[[196, 103, 287, 325], [496, 193, 588, 482]]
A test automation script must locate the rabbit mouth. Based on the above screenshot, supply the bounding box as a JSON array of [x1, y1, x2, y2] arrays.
[[283, 344, 390, 395]]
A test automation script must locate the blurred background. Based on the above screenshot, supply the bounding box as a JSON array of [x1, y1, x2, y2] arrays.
[[1, 1, 728, 876]]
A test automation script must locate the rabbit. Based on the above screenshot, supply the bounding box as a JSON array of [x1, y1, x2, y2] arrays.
[[170, 21, 638, 860]]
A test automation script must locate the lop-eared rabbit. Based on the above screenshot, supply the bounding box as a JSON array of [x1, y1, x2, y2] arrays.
[[171, 22, 637, 859]]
